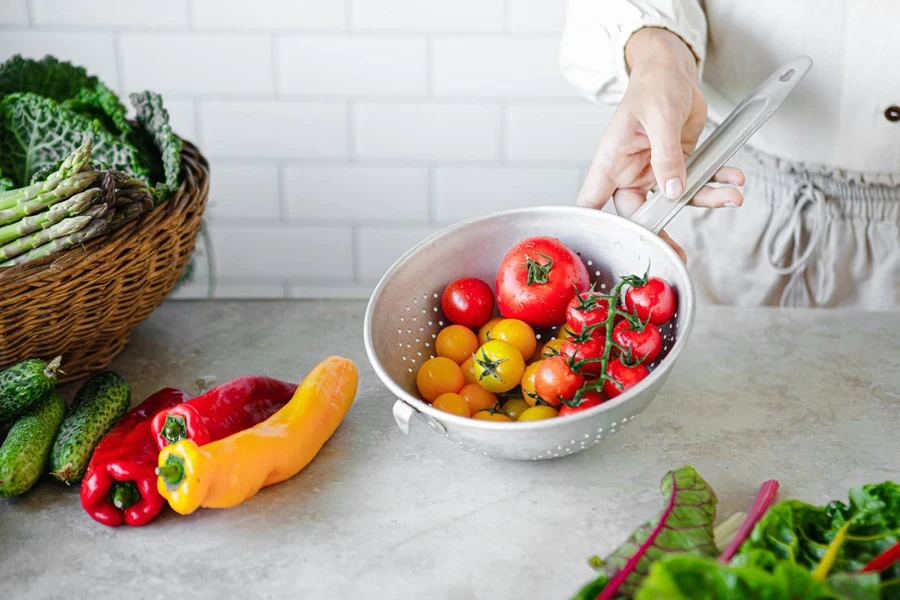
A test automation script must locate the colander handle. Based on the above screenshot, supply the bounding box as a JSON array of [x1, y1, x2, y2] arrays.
[[629, 55, 812, 235]]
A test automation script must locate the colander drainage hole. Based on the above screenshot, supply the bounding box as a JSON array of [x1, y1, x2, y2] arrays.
[[587, 260, 593, 266], [400, 317, 404, 322], [432, 293, 439, 298], [402, 356, 407, 361], [433, 307, 439, 312], [413, 298, 418, 304], [595, 271, 601, 277], [405, 306, 410, 311], [408, 368, 413, 373]]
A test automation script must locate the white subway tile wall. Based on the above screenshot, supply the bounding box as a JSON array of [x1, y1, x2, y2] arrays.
[[1, 0, 613, 299]]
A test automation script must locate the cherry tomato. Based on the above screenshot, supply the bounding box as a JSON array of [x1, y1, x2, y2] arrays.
[[520, 360, 544, 407], [612, 320, 662, 363], [433, 393, 471, 417], [603, 358, 650, 398], [624, 277, 676, 325], [534, 356, 585, 407], [435, 324, 479, 364], [501, 398, 530, 421], [496, 237, 590, 328], [560, 334, 606, 377], [489, 319, 537, 360], [541, 337, 566, 359], [517, 405, 559, 421], [441, 277, 495, 328], [460, 356, 478, 385], [459, 383, 498, 415], [566, 292, 610, 335], [473, 340, 526, 393], [416, 357, 465, 402], [477, 316, 504, 346], [558, 391, 606, 417], [472, 410, 512, 422]]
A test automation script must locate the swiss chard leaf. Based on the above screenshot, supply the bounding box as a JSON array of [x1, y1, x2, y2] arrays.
[[635, 553, 881, 600], [129, 91, 183, 201], [0, 54, 130, 136], [572, 465, 719, 599], [0, 93, 149, 187], [738, 481, 900, 596]]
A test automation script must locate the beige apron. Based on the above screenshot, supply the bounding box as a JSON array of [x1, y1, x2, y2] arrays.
[[664, 146, 900, 309]]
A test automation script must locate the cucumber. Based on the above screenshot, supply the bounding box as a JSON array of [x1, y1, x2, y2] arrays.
[[50, 372, 130, 484], [0, 392, 66, 497], [0, 356, 62, 422]]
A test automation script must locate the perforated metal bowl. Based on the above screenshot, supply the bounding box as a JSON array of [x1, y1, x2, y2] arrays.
[[363, 57, 811, 460]]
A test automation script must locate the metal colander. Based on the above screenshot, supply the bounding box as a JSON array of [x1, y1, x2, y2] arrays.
[[364, 57, 811, 460]]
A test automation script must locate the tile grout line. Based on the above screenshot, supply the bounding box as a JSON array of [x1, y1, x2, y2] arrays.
[[345, 0, 352, 32], [270, 34, 280, 97], [24, 0, 34, 26], [498, 102, 507, 163], [426, 166, 436, 223], [112, 30, 126, 93], [426, 36, 436, 98], [346, 99, 356, 163], [351, 224, 361, 283], [185, 0, 195, 31], [276, 162, 289, 222], [502, 0, 511, 32]]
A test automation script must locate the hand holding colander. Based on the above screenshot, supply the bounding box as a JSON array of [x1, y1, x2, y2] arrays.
[[364, 57, 812, 460]]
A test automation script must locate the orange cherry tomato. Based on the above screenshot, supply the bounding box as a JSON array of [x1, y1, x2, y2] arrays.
[[460, 356, 478, 385], [541, 338, 566, 359], [433, 393, 471, 417], [517, 405, 559, 421], [435, 325, 479, 364], [489, 319, 537, 361], [520, 360, 544, 407], [477, 317, 504, 346], [416, 357, 465, 402], [459, 383, 498, 415]]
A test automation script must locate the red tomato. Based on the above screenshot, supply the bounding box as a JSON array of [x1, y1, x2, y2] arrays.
[[441, 277, 495, 328], [558, 391, 605, 416], [612, 320, 662, 363], [534, 356, 585, 407], [624, 277, 676, 325], [565, 292, 609, 335], [496, 237, 590, 328], [560, 335, 606, 376], [602, 359, 649, 398]]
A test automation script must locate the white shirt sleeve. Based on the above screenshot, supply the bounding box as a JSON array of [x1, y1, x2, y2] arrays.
[[559, 0, 708, 104]]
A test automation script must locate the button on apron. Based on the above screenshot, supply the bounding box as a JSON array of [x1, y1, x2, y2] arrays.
[[885, 106, 900, 122]]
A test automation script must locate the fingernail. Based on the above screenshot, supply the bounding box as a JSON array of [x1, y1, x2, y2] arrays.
[[724, 201, 738, 208], [664, 178, 683, 199]]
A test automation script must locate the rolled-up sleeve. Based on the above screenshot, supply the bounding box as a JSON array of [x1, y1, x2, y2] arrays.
[[559, 0, 707, 104]]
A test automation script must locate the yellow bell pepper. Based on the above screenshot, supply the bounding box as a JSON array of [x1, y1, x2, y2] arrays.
[[156, 356, 357, 515]]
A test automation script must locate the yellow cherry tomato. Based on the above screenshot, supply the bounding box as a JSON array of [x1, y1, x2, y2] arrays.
[[435, 325, 479, 365], [556, 323, 577, 341], [489, 319, 537, 361], [460, 356, 478, 385], [541, 337, 566, 359], [416, 357, 465, 402], [473, 340, 525, 393], [520, 360, 544, 407], [477, 317, 503, 346], [459, 383, 498, 415], [501, 398, 530, 421], [472, 410, 512, 422], [518, 405, 559, 421], [433, 393, 471, 417]]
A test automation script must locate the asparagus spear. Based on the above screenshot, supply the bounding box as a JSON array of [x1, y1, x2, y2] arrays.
[[0, 219, 110, 267], [110, 171, 149, 190], [110, 202, 147, 231], [0, 215, 97, 261], [0, 189, 101, 245], [114, 187, 154, 208], [0, 139, 93, 207], [0, 171, 101, 226]]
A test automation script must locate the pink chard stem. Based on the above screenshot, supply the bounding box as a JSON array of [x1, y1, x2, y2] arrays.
[[719, 480, 780, 563]]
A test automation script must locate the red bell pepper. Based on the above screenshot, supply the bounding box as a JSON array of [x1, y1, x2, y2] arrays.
[[150, 375, 297, 450], [81, 388, 192, 527]]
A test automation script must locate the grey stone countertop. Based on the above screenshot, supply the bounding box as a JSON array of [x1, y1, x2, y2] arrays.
[[2, 301, 898, 599]]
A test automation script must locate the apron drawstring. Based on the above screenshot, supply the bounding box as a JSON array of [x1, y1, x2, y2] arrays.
[[764, 181, 827, 306]]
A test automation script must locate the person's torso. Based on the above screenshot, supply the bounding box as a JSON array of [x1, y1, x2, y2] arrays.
[[701, 0, 900, 175]]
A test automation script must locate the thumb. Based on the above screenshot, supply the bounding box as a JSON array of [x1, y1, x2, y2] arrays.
[[644, 116, 687, 200]]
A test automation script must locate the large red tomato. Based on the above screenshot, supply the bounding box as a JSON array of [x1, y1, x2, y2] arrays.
[[495, 237, 590, 328]]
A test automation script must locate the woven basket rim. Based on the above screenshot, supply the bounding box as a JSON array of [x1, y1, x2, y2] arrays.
[[0, 140, 205, 286]]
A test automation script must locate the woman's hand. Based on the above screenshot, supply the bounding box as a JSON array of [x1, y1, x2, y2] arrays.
[[577, 27, 745, 260]]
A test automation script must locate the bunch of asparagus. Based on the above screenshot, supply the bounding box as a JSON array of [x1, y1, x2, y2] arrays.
[[0, 139, 154, 267]]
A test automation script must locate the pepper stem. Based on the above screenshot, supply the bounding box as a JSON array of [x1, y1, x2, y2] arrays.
[[109, 481, 140, 510], [155, 455, 186, 489], [161, 415, 187, 445]]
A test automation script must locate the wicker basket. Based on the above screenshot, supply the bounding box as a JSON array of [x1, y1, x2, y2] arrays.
[[0, 141, 209, 382]]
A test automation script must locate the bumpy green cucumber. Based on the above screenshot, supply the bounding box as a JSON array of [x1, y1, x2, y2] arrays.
[[0, 356, 62, 422], [50, 372, 130, 484], [0, 392, 66, 497]]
